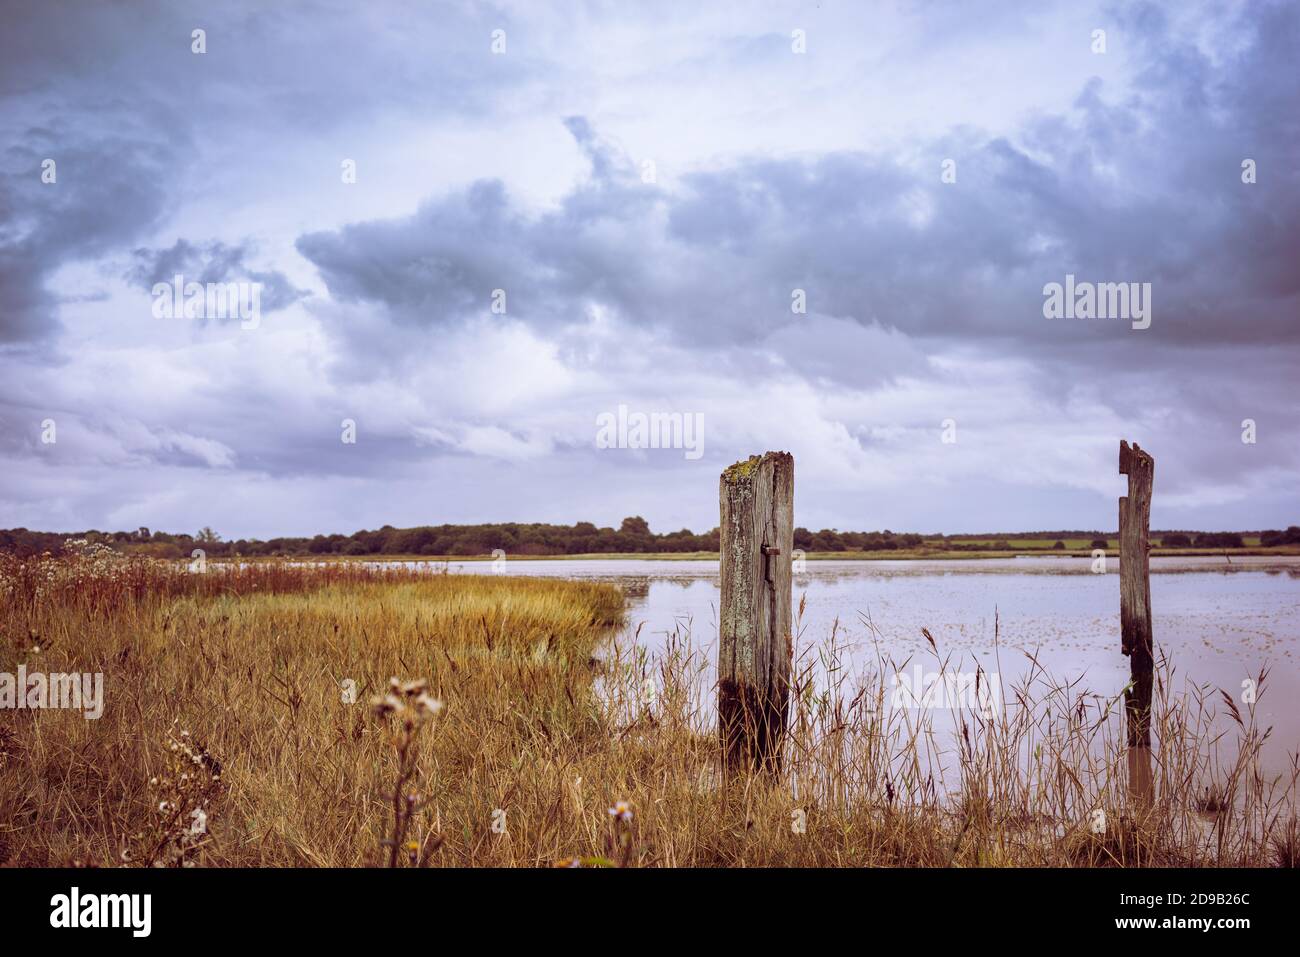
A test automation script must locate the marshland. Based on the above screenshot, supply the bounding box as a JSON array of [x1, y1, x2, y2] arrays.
[[1, 542, 1296, 867]]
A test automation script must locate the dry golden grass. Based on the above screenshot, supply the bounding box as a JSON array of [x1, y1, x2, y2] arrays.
[[1, 546, 1295, 867]]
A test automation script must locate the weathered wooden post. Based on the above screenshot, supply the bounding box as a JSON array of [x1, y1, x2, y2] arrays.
[[1119, 440, 1155, 810], [718, 451, 794, 774]]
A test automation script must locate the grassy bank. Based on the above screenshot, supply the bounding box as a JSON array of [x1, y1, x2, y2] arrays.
[[1, 548, 622, 866], [1, 547, 1296, 867]]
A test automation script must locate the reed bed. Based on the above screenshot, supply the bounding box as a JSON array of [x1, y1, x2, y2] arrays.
[[0, 546, 1295, 867]]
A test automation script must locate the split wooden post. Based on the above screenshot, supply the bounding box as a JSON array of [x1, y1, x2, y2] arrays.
[[718, 452, 794, 774], [1119, 440, 1155, 810]]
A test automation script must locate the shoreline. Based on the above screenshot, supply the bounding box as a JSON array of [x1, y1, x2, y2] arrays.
[[219, 547, 1300, 564]]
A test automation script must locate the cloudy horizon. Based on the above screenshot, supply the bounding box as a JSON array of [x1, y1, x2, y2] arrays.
[[2, 0, 1297, 540]]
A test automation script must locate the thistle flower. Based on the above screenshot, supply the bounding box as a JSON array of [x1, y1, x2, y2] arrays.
[[374, 678, 440, 866], [371, 693, 404, 717], [414, 692, 443, 717]]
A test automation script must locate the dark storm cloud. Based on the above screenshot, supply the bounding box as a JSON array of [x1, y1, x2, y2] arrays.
[[297, 179, 534, 320], [0, 0, 531, 344], [293, 0, 1299, 380], [127, 240, 308, 313], [0, 129, 181, 342], [295, 116, 663, 334], [0, 1, 525, 127]]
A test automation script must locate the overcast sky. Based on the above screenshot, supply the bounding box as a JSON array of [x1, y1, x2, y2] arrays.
[[1, 0, 1296, 539]]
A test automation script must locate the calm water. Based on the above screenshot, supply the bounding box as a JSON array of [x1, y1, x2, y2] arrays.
[[427, 555, 1300, 768]]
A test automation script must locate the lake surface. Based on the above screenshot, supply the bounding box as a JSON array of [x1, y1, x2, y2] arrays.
[[428, 556, 1300, 769]]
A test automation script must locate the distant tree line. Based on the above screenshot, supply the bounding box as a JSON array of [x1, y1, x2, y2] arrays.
[[0, 520, 920, 558], [0, 518, 712, 558], [793, 529, 924, 551], [1259, 526, 1300, 547], [1, 523, 1294, 560], [1161, 532, 1243, 548]]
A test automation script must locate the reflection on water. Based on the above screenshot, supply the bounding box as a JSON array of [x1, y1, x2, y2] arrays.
[[425, 556, 1300, 770]]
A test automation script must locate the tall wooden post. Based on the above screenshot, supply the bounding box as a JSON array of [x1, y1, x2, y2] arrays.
[[718, 452, 794, 774], [1119, 440, 1155, 810]]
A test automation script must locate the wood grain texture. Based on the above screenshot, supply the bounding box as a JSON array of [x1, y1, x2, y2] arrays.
[[718, 451, 794, 773], [1119, 439, 1155, 807]]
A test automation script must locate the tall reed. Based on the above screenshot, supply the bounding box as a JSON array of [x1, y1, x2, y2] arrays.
[[1, 549, 1294, 866]]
